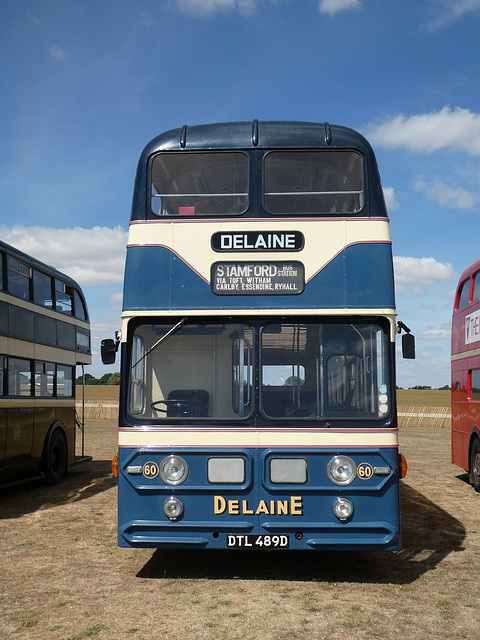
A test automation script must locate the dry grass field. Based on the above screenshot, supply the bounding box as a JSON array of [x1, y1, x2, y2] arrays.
[[79, 385, 451, 408], [397, 389, 450, 408], [3, 387, 478, 640], [80, 385, 120, 401]]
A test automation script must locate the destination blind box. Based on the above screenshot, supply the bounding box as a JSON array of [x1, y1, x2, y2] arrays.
[[211, 261, 304, 295]]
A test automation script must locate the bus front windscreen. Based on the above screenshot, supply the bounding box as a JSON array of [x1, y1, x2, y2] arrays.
[[127, 320, 391, 423], [260, 321, 390, 420], [128, 322, 254, 420]]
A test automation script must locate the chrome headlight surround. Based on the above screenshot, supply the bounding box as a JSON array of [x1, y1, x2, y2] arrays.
[[160, 455, 188, 485], [163, 496, 184, 520], [333, 497, 354, 521], [327, 456, 357, 486]]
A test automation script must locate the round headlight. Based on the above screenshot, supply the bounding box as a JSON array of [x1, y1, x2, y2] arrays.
[[163, 496, 184, 520], [327, 456, 356, 485], [333, 497, 354, 521], [160, 455, 188, 485]]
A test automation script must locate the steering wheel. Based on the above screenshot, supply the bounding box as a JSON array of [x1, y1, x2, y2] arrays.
[[150, 399, 194, 415]]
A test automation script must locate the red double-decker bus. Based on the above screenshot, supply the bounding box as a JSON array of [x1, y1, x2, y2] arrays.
[[451, 258, 480, 491]]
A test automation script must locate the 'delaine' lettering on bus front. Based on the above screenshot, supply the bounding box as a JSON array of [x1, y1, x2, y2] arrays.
[[211, 231, 304, 252], [465, 308, 480, 344], [214, 495, 304, 516], [211, 261, 304, 295]]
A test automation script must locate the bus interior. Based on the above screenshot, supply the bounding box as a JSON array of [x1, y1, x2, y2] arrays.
[[127, 319, 391, 424]]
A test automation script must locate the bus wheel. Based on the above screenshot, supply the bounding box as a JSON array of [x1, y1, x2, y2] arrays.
[[45, 430, 67, 485], [471, 438, 480, 492]]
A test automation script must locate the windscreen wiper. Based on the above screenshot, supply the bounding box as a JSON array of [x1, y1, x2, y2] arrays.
[[132, 317, 187, 369]]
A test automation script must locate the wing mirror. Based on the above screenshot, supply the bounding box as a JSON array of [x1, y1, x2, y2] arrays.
[[101, 332, 120, 365], [397, 321, 415, 359]]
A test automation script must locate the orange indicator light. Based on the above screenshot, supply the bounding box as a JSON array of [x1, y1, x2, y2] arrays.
[[111, 453, 118, 478], [399, 454, 407, 478]]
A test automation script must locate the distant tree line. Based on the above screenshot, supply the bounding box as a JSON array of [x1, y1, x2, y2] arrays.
[[397, 385, 450, 390], [76, 372, 120, 385]]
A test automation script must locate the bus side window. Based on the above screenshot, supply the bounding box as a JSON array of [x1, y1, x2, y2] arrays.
[[130, 335, 146, 415], [33, 270, 53, 308], [472, 274, 480, 304], [457, 279, 471, 311], [74, 289, 88, 321], [470, 370, 480, 402], [7, 256, 31, 300], [8, 358, 32, 396], [0, 356, 5, 395], [55, 280, 73, 315]]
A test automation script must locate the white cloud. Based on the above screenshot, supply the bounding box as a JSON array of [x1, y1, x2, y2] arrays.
[[110, 292, 124, 311], [176, 0, 258, 17], [90, 316, 123, 340], [397, 351, 450, 388], [414, 179, 477, 210], [137, 12, 157, 27], [0, 225, 127, 287], [318, 0, 361, 15], [366, 106, 480, 156], [425, 0, 480, 31], [49, 45, 66, 61], [383, 187, 399, 211], [446, 288, 456, 300], [394, 256, 456, 292], [419, 328, 451, 340]]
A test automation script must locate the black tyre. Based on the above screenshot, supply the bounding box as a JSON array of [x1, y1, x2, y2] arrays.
[[470, 437, 480, 492], [45, 429, 67, 485]]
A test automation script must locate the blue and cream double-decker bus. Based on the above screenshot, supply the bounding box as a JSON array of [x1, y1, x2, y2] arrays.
[[104, 120, 413, 550]]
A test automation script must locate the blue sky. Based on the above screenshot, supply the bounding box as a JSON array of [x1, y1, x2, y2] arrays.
[[1, 0, 480, 388]]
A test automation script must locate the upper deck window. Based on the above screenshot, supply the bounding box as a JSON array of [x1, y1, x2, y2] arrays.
[[150, 152, 249, 216], [33, 269, 53, 308], [472, 273, 480, 304], [55, 280, 73, 315], [264, 150, 364, 215], [7, 256, 31, 300], [74, 289, 88, 321], [457, 279, 471, 311]]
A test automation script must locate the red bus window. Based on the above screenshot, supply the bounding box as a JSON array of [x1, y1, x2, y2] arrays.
[[457, 279, 471, 311], [472, 274, 480, 304], [470, 370, 480, 402]]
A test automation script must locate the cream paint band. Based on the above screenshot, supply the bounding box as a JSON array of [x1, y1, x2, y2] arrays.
[[118, 427, 398, 448]]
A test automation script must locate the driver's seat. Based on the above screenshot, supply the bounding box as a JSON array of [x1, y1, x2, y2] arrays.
[[167, 389, 209, 417]]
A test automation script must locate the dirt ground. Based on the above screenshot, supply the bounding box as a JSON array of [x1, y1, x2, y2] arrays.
[[1, 421, 478, 640]]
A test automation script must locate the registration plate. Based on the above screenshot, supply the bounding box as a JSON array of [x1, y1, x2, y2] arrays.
[[226, 534, 289, 549]]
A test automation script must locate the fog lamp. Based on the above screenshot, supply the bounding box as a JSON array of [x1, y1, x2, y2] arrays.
[[333, 497, 354, 521], [327, 456, 356, 485], [163, 496, 184, 520], [160, 455, 188, 485]]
